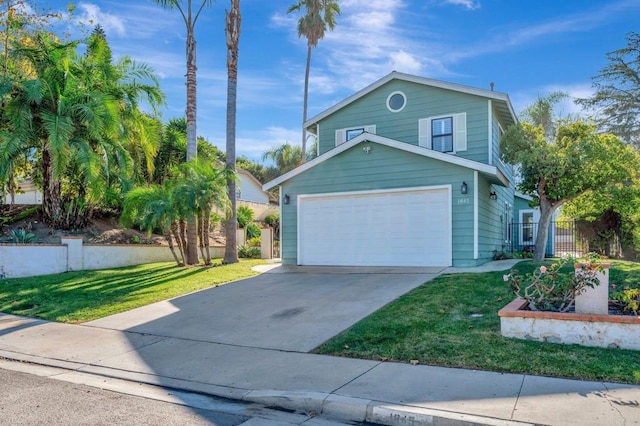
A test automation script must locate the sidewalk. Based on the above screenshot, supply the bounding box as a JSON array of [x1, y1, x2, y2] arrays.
[[1, 311, 638, 426]]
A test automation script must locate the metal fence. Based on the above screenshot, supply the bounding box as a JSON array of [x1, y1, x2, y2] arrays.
[[508, 220, 587, 258]]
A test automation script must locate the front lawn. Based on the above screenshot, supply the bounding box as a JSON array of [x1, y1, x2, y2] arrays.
[[315, 260, 640, 384], [0, 259, 266, 323]]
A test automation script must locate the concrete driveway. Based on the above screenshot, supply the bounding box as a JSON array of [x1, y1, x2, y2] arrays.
[[86, 266, 443, 352]]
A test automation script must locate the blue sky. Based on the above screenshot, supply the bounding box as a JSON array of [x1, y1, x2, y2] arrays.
[[43, 0, 639, 161]]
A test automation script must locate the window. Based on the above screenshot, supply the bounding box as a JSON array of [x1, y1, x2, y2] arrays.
[[386, 91, 406, 112], [522, 212, 534, 244], [431, 117, 453, 152], [346, 128, 365, 141], [418, 113, 466, 152], [335, 125, 376, 146]]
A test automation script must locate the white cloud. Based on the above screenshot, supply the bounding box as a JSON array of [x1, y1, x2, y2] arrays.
[[76, 3, 126, 36], [442, 0, 480, 10], [510, 83, 595, 118]]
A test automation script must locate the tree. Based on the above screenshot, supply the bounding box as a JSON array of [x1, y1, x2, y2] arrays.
[[1, 29, 163, 227], [262, 142, 304, 175], [501, 121, 639, 262], [577, 32, 640, 146], [520, 92, 569, 141], [287, 0, 340, 163], [153, 0, 214, 265], [224, 0, 241, 264]]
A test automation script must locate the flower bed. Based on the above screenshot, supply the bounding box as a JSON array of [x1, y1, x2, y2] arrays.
[[499, 298, 640, 350]]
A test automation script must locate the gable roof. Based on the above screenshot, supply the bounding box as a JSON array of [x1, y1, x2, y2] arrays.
[[304, 71, 517, 134], [263, 132, 509, 191]]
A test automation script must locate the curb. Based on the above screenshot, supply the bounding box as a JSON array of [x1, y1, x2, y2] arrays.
[[0, 351, 533, 426]]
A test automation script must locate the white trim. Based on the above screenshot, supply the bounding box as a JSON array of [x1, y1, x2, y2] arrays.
[[304, 71, 517, 129], [279, 186, 283, 257], [297, 185, 452, 267], [316, 124, 320, 158], [263, 133, 508, 190], [386, 90, 407, 113], [488, 99, 493, 166], [519, 209, 536, 246], [473, 171, 479, 260], [515, 191, 533, 201]]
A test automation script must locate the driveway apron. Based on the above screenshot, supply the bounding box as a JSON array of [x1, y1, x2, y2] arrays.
[[85, 267, 443, 352]]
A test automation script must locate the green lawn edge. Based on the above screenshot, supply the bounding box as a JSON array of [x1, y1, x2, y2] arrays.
[[0, 259, 266, 323], [314, 260, 640, 385]]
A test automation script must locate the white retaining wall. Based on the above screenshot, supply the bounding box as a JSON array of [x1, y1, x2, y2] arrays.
[[0, 238, 225, 278]]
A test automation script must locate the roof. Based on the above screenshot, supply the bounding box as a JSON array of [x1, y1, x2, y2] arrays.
[[263, 132, 509, 191], [304, 71, 517, 134]]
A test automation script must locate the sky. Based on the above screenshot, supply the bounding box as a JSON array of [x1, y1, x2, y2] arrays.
[[38, 0, 640, 162]]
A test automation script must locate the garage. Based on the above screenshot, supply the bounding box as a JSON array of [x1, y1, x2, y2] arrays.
[[297, 186, 451, 267]]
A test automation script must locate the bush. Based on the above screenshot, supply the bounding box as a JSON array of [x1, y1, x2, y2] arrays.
[[8, 229, 38, 244], [236, 206, 254, 228], [264, 213, 280, 240], [248, 237, 261, 247], [238, 244, 261, 259], [245, 222, 261, 239]]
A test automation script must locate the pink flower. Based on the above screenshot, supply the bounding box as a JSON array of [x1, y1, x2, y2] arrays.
[[503, 274, 510, 282], [540, 266, 547, 274]]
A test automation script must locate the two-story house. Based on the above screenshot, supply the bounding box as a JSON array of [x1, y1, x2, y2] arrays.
[[263, 71, 518, 267]]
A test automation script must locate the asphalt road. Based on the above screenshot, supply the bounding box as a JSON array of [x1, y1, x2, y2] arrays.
[[0, 362, 358, 426], [0, 366, 249, 425]]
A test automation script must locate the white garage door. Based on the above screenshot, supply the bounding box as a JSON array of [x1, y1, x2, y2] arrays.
[[298, 187, 451, 267]]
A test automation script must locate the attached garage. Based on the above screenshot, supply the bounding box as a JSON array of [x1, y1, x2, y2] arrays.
[[297, 186, 451, 267]]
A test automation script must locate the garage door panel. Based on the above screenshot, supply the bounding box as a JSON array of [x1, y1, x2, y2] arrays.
[[298, 188, 451, 267]]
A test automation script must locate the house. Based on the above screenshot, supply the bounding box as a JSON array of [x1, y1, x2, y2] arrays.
[[2, 178, 42, 205], [236, 169, 277, 221], [264, 71, 518, 267]]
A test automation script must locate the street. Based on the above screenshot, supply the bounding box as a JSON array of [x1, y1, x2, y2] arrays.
[[0, 361, 350, 425]]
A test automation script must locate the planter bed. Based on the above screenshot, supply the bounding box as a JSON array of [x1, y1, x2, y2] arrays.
[[499, 298, 640, 350]]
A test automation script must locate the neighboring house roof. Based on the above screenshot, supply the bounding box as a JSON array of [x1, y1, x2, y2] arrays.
[[304, 71, 517, 134], [515, 191, 533, 201], [263, 132, 509, 190], [237, 168, 274, 204]]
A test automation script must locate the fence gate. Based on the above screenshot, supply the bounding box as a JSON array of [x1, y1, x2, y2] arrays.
[[508, 220, 587, 258]]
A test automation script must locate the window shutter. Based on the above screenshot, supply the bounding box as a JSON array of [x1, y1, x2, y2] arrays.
[[454, 113, 467, 152], [335, 129, 346, 146], [418, 118, 431, 148], [364, 125, 376, 135]]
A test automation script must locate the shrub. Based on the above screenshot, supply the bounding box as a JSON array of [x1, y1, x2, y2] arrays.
[[504, 254, 601, 312], [236, 206, 254, 228], [611, 287, 640, 315], [8, 229, 38, 244], [238, 244, 261, 259], [248, 237, 261, 247], [245, 222, 261, 239]]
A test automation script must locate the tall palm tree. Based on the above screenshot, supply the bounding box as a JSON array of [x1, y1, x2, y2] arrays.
[[287, 0, 340, 163], [153, 0, 214, 265], [224, 0, 241, 264], [262, 142, 304, 176]]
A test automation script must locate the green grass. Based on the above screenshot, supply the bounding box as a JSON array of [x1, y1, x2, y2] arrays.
[[0, 259, 266, 323], [314, 260, 640, 384]]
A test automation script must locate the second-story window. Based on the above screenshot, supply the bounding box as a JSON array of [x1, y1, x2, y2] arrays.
[[431, 117, 453, 152], [346, 128, 365, 141]]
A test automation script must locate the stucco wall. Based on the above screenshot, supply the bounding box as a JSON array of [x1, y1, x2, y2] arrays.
[[0, 241, 226, 278]]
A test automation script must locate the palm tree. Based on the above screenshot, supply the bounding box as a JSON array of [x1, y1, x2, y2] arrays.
[[262, 142, 304, 176], [1, 29, 163, 227], [287, 0, 340, 163], [153, 0, 214, 265], [224, 0, 241, 264], [121, 184, 184, 265]]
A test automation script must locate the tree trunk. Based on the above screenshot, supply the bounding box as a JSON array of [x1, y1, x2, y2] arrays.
[[533, 196, 559, 262], [223, 0, 241, 264], [198, 210, 206, 262], [41, 146, 62, 226], [171, 221, 186, 265], [165, 232, 182, 266], [204, 206, 211, 265], [184, 19, 199, 265], [300, 44, 312, 163]]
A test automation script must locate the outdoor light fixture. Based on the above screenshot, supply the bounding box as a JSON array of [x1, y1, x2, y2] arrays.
[[461, 182, 468, 194], [283, 194, 290, 205], [489, 191, 498, 201]]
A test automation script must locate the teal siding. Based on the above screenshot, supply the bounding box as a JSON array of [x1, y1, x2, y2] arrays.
[[317, 80, 490, 164], [280, 143, 476, 266], [477, 177, 515, 263], [491, 106, 514, 182]]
